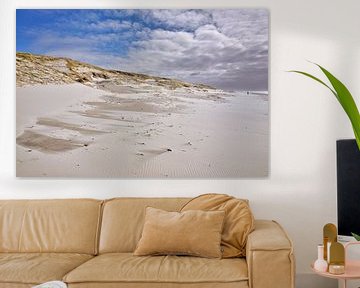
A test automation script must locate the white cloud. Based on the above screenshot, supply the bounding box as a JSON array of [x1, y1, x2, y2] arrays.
[[109, 9, 268, 90], [28, 9, 269, 91], [148, 9, 212, 30], [88, 20, 132, 31]]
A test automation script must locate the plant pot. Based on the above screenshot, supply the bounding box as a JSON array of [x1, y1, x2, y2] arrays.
[[337, 139, 360, 238]]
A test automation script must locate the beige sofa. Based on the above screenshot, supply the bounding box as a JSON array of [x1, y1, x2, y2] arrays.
[[0, 198, 295, 288]]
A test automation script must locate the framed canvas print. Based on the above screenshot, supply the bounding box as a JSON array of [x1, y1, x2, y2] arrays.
[[16, 9, 269, 178]]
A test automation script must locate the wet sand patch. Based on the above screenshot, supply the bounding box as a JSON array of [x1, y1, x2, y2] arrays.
[[37, 117, 107, 135], [84, 101, 168, 114], [139, 148, 172, 156], [17, 130, 84, 153]]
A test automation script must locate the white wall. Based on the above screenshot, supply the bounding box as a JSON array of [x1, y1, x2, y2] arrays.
[[1, 0, 360, 287]]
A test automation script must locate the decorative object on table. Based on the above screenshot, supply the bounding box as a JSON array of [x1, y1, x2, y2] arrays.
[[16, 9, 270, 178], [32, 281, 67, 288], [319, 223, 346, 275], [328, 264, 345, 275], [314, 244, 328, 272], [323, 223, 337, 262], [329, 242, 345, 275], [289, 63, 360, 150], [312, 238, 360, 288]]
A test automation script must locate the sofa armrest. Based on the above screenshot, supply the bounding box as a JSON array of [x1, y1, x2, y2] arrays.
[[246, 220, 295, 288]]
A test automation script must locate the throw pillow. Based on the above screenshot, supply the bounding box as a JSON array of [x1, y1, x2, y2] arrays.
[[134, 207, 225, 258], [181, 193, 254, 258]]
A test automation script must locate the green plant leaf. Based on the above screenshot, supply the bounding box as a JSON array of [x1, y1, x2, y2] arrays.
[[351, 232, 360, 241], [316, 64, 360, 150], [289, 64, 360, 150], [353, 127, 360, 150], [288, 70, 337, 98]]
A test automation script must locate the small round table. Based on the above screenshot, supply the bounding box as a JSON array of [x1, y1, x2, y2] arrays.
[[311, 242, 360, 288], [312, 261, 360, 288]]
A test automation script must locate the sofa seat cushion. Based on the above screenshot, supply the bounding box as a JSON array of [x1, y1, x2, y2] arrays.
[[67, 283, 249, 288], [64, 253, 248, 285], [0, 253, 93, 285], [0, 284, 33, 288]]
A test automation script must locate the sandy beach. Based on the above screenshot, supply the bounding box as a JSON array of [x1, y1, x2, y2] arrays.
[[16, 81, 268, 177]]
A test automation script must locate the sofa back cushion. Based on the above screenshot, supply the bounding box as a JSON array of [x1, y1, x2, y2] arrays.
[[99, 198, 189, 253], [0, 199, 102, 254]]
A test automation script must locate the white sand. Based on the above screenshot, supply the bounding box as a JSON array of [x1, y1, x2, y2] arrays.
[[16, 84, 109, 135], [16, 83, 268, 177]]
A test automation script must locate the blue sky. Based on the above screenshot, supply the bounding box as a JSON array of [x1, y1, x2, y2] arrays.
[[16, 9, 269, 91]]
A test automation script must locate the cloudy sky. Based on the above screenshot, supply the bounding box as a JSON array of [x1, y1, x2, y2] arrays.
[[16, 9, 268, 91]]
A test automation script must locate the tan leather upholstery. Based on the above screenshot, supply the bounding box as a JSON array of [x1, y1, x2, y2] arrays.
[[99, 198, 189, 253], [64, 253, 248, 284], [0, 284, 32, 288], [68, 283, 249, 288], [0, 198, 295, 288], [0, 253, 93, 285], [246, 220, 295, 288], [0, 199, 102, 254]]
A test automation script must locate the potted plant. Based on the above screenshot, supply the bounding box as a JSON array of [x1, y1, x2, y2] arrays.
[[290, 63, 360, 240], [290, 63, 360, 150]]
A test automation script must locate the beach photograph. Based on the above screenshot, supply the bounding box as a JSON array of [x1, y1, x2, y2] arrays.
[[16, 9, 269, 177]]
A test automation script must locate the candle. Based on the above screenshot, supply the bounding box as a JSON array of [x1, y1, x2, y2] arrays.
[[328, 264, 345, 275]]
